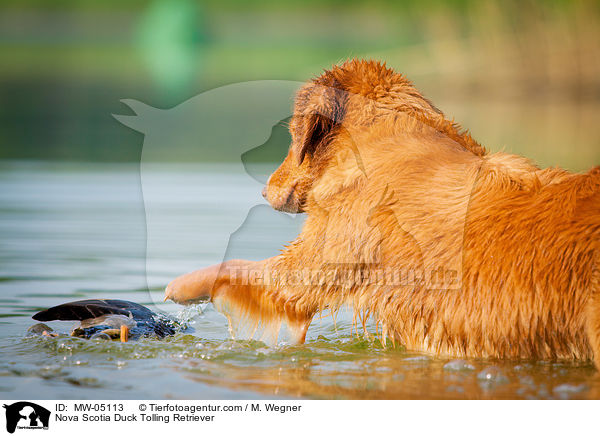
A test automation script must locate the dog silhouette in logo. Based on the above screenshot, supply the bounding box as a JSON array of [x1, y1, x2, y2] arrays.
[[113, 81, 305, 300], [3, 402, 50, 433]]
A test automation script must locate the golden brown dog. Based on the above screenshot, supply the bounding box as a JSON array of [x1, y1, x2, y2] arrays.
[[165, 59, 600, 367]]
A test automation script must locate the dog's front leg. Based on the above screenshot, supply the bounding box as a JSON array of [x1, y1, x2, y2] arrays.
[[165, 259, 260, 305], [165, 258, 312, 343]]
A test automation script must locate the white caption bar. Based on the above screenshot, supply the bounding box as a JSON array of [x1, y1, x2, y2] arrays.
[[1, 400, 596, 436]]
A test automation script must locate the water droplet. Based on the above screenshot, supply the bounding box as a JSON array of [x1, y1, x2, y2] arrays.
[[444, 360, 475, 371], [477, 366, 509, 385], [90, 332, 111, 341]]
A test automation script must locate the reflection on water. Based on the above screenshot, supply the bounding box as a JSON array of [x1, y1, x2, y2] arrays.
[[0, 161, 599, 400]]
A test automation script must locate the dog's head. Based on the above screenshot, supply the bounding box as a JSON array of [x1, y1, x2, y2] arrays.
[[263, 59, 485, 213], [262, 71, 347, 213]]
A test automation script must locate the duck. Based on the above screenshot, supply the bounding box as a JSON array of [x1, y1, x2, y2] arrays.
[[30, 299, 179, 342]]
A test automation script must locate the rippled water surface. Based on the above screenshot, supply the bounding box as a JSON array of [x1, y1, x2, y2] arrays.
[[1, 161, 599, 400]]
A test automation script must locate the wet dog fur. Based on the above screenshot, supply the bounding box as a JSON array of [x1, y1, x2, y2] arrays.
[[166, 59, 600, 367]]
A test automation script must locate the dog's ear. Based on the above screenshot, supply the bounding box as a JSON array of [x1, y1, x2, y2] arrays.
[[295, 84, 347, 165]]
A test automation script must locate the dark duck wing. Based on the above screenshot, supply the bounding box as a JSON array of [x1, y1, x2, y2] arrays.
[[32, 299, 177, 339], [33, 299, 155, 321]]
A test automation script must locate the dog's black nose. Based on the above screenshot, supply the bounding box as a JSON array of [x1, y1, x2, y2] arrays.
[[262, 187, 267, 198]]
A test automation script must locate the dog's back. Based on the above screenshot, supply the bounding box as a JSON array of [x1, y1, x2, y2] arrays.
[[455, 162, 600, 360]]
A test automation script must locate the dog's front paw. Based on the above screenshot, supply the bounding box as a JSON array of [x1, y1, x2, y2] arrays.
[[164, 264, 222, 305]]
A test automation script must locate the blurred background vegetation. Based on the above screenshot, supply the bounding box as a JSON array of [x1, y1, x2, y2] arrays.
[[0, 0, 598, 170]]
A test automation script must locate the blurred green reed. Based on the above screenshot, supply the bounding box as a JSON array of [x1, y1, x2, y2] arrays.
[[0, 0, 598, 170]]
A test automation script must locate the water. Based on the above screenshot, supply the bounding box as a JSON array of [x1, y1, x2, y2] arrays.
[[1, 161, 599, 400]]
